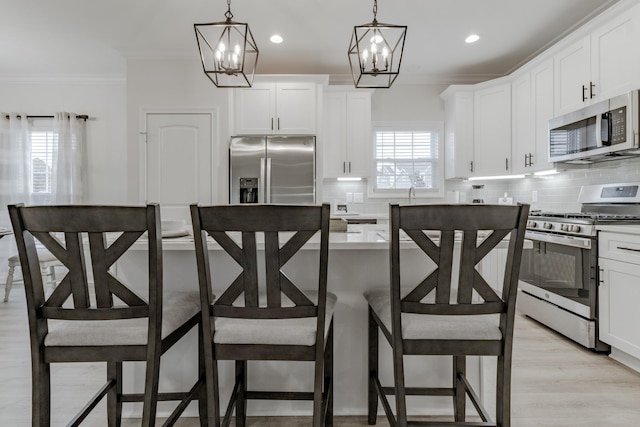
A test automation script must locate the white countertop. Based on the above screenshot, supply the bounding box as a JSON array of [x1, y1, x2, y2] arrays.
[[147, 224, 525, 251]]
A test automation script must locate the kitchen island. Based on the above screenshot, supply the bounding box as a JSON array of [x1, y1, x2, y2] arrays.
[[116, 224, 516, 418]]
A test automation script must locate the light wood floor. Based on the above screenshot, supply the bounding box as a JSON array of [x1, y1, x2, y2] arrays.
[[2, 287, 640, 426]]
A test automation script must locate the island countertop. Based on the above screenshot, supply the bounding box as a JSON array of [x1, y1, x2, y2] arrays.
[[118, 223, 521, 418]]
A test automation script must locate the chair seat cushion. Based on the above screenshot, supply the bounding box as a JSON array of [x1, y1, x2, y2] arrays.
[[44, 291, 200, 347], [213, 291, 337, 346], [364, 288, 502, 341]]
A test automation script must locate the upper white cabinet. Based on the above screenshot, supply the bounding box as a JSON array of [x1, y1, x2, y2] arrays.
[[323, 90, 372, 178], [473, 82, 511, 176], [441, 86, 474, 179], [234, 82, 317, 135], [512, 59, 555, 174], [554, 5, 640, 115]]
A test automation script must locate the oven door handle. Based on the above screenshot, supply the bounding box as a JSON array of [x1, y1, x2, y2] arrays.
[[525, 231, 592, 249]]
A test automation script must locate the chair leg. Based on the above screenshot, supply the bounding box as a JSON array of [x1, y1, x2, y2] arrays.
[[392, 334, 408, 427], [33, 357, 51, 427], [454, 356, 466, 422], [324, 321, 334, 427], [496, 354, 511, 427], [203, 339, 220, 427], [367, 307, 379, 425], [4, 263, 15, 302], [107, 362, 122, 427], [141, 349, 161, 427], [235, 360, 247, 427], [197, 323, 209, 427]]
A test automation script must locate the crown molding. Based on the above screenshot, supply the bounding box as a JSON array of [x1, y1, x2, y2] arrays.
[[0, 74, 126, 84]]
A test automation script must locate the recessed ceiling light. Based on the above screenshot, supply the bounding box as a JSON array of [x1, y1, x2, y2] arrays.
[[270, 34, 283, 44], [465, 34, 480, 44]]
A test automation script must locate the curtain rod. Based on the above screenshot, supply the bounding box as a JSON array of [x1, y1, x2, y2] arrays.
[[4, 114, 89, 121]]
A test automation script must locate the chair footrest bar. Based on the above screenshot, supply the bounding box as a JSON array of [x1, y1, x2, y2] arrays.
[[382, 386, 456, 397], [68, 380, 115, 427], [407, 421, 496, 427], [161, 375, 206, 427], [245, 391, 315, 400], [374, 377, 397, 427], [458, 373, 492, 422], [121, 391, 196, 402]]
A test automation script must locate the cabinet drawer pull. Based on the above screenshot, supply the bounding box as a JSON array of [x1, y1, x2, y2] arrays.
[[616, 246, 640, 253], [505, 157, 509, 170], [277, 117, 280, 130], [271, 118, 274, 131], [590, 82, 596, 99], [470, 161, 473, 172], [582, 85, 588, 102]]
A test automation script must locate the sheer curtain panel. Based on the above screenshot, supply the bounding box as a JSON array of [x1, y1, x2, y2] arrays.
[[53, 112, 87, 203], [0, 113, 31, 219]]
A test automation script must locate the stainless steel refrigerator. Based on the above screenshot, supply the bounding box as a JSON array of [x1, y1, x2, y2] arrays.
[[229, 135, 316, 204]]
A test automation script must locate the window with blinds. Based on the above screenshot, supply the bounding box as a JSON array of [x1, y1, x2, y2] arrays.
[[30, 126, 57, 195], [373, 124, 442, 193]]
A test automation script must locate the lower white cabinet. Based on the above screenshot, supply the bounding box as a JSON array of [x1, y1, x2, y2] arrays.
[[598, 231, 640, 359]]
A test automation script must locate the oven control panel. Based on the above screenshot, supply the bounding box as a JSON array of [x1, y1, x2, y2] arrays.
[[526, 219, 595, 237]]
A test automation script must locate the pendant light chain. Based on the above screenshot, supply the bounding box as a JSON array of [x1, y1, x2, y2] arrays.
[[225, 0, 233, 21], [372, 0, 378, 23]]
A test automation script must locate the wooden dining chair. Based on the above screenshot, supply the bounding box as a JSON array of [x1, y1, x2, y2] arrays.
[[4, 250, 63, 302], [365, 203, 529, 427], [190, 203, 335, 427], [8, 203, 206, 427]]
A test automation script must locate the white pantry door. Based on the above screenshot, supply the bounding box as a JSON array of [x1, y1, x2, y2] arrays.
[[145, 113, 214, 222]]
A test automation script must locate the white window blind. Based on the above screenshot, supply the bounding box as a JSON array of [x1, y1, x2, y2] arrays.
[[31, 129, 57, 194], [373, 125, 441, 192]]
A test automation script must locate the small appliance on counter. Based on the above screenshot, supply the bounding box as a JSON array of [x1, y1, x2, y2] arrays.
[[471, 185, 485, 204]]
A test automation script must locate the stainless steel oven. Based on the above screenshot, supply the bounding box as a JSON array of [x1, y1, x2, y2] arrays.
[[518, 182, 640, 352]]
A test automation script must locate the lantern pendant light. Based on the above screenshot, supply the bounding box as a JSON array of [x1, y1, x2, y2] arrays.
[[348, 0, 407, 88], [194, 0, 259, 88]]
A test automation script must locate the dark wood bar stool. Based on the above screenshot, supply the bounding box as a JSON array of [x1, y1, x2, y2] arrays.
[[8, 203, 206, 427], [365, 203, 529, 427], [190, 203, 334, 427]]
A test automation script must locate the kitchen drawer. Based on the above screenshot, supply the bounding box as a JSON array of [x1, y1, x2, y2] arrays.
[[599, 231, 640, 265]]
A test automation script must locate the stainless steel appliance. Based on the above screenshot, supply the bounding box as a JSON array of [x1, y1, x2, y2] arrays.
[[519, 182, 640, 352], [549, 90, 640, 164], [229, 135, 316, 204]]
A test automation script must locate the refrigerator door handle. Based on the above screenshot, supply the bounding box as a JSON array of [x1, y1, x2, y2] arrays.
[[265, 157, 272, 202], [260, 157, 266, 203]]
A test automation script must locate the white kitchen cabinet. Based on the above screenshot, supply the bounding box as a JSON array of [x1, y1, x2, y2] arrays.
[[322, 90, 372, 178], [554, 6, 640, 115], [511, 59, 555, 174], [473, 82, 511, 176], [441, 86, 474, 179], [234, 82, 317, 135], [598, 230, 640, 360]]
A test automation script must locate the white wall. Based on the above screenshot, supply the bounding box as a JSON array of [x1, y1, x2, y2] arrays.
[[0, 78, 128, 204], [126, 59, 230, 205], [0, 77, 127, 278]]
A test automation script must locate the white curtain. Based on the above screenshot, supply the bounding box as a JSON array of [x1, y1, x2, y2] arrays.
[[0, 113, 31, 220], [52, 112, 87, 204]]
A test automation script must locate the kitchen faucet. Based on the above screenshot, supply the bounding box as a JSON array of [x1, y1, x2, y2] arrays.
[[408, 186, 416, 204]]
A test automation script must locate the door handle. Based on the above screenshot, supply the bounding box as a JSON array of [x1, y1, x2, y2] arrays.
[[582, 84, 588, 102], [505, 157, 509, 170], [616, 246, 640, 253], [590, 82, 596, 99], [266, 157, 272, 202], [259, 158, 266, 203]]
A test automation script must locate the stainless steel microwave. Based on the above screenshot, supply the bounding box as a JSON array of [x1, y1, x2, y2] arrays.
[[549, 90, 640, 164]]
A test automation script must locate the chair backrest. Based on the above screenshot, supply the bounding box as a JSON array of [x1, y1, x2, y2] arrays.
[[389, 203, 529, 326], [8, 204, 162, 338], [190, 203, 330, 324]]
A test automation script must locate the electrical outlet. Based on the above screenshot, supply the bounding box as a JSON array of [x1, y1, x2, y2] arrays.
[[532, 190, 538, 202], [353, 193, 364, 203], [346, 192, 354, 203]]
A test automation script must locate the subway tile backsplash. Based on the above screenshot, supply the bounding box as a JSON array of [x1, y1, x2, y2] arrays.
[[321, 157, 640, 216]]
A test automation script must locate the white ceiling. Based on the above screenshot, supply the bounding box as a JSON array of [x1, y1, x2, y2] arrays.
[[0, 0, 620, 84]]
